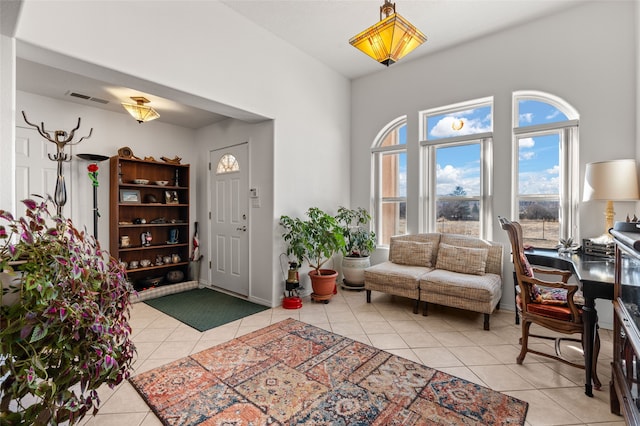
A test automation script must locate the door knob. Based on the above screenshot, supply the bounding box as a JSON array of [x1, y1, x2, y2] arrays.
[[236, 226, 247, 232]]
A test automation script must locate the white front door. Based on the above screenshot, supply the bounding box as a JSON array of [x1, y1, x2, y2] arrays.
[[15, 126, 71, 218], [209, 143, 249, 296]]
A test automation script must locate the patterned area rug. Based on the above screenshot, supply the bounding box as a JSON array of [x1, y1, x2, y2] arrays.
[[130, 318, 528, 425]]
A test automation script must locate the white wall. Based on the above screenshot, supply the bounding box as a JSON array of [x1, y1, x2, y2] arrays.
[[17, 91, 197, 243], [351, 1, 637, 326], [10, 1, 351, 307], [195, 118, 276, 305]]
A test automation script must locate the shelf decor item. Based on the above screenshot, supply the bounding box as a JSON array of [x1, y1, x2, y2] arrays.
[[120, 189, 141, 204]]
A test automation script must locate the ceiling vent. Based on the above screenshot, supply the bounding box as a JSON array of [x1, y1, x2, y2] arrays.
[[67, 91, 109, 104]]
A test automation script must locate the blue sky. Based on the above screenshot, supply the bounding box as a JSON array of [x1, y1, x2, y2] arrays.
[[423, 101, 566, 196]]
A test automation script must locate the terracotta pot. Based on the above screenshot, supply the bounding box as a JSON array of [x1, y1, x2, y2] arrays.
[[309, 269, 338, 303]]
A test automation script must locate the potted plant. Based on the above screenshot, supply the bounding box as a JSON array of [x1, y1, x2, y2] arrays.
[[335, 206, 376, 288], [0, 197, 136, 425], [280, 207, 345, 303]]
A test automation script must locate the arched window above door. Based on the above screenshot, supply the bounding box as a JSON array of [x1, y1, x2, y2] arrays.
[[216, 154, 240, 174]]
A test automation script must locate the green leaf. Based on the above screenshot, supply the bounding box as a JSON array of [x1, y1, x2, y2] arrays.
[[29, 324, 48, 343]]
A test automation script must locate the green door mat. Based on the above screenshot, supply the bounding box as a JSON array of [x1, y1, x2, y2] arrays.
[[144, 288, 269, 331]]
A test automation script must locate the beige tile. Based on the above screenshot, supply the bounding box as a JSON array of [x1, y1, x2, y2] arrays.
[[330, 321, 366, 336], [398, 332, 442, 348], [469, 364, 536, 391], [507, 389, 582, 425], [431, 330, 477, 347], [507, 362, 577, 388], [96, 382, 150, 414], [367, 333, 409, 350], [542, 387, 622, 424], [84, 412, 149, 425], [359, 320, 395, 334], [148, 340, 197, 360], [449, 345, 502, 366], [412, 347, 464, 368]]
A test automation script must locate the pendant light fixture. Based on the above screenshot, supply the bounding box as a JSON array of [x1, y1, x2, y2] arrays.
[[349, 0, 427, 66], [121, 96, 160, 123]]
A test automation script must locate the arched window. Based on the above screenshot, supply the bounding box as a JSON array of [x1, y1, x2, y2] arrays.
[[216, 154, 240, 174], [371, 116, 407, 246], [420, 97, 493, 238], [512, 90, 579, 247]]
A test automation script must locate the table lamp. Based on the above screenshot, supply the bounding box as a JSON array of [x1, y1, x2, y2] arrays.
[[583, 159, 640, 242]]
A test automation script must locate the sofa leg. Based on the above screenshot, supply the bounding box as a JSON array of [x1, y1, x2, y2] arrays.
[[422, 301, 428, 316], [413, 299, 419, 314], [484, 313, 490, 330], [366, 290, 371, 303]]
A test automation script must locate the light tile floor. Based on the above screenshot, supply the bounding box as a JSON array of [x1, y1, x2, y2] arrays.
[[81, 289, 626, 426]]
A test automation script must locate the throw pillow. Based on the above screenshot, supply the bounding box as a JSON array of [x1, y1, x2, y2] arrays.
[[435, 243, 488, 275], [389, 240, 433, 267]]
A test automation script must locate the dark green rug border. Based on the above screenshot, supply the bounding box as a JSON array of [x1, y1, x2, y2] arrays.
[[144, 288, 269, 332]]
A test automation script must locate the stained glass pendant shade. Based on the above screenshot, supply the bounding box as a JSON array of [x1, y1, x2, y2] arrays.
[[350, 0, 427, 66], [121, 97, 160, 123]]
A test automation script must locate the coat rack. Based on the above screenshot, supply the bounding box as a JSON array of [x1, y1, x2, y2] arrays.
[[22, 111, 93, 216]]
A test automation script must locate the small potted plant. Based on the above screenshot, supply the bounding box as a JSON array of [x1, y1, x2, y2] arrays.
[[335, 206, 376, 288], [280, 207, 345, 303], [0, 197, 136, 425]]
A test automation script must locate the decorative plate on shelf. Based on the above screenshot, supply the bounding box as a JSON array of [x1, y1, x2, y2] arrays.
[[154, 180, 169, 186], [132, 179, 149, 185]]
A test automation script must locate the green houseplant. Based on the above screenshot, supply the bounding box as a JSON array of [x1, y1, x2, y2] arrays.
[[0, 197, 136, 425], [280, 207, 345, 302], [335, 206, 376, 288]]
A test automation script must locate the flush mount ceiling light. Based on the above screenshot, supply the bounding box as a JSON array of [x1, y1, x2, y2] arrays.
[[349, 0, 427, 66], [121, 96, 160, 123]]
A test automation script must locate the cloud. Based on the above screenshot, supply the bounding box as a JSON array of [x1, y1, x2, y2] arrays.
[[519, 171, 559, 195], [519, 113, 534, 124], [436, 163, 480, 196], [546, 165, 560, 175], [519, 138, 535, 148], [430, 116, 491, 138], [520, 151, 536, 160], [545, 110, 561, 120]]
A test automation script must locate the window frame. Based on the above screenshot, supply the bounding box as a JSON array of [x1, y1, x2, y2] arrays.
[[512, 91, 579, 245], [371, 116, 407, 247], [419, 97, 494, 239]]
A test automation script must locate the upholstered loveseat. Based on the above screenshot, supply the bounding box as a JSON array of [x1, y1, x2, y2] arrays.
[[364, 233, 503, 330]]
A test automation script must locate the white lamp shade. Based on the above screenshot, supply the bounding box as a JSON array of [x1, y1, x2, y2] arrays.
[[583, 159, 640, 201]]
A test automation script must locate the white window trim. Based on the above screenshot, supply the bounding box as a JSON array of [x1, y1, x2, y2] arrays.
[[420, 138, 493, 239], [371, 116, 407, 247], [512, 91, 580, 243], [511, 125, 579, 241], [419, 97, 494, 240]]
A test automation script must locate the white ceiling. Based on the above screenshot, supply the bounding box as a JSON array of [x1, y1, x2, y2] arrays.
[[16, 0, 587, 129]]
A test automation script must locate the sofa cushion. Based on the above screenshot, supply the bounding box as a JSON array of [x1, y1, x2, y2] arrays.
[[389, 240, 433, 267], [420, 269, 502, 304], [435, 243, 488, 275], [364, 261, 429, 299]]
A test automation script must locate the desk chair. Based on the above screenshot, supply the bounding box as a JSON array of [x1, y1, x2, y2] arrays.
[[499, 217, 600, 389]]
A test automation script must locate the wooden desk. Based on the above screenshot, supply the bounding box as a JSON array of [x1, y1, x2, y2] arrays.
[[523, 249, 616, 397]]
